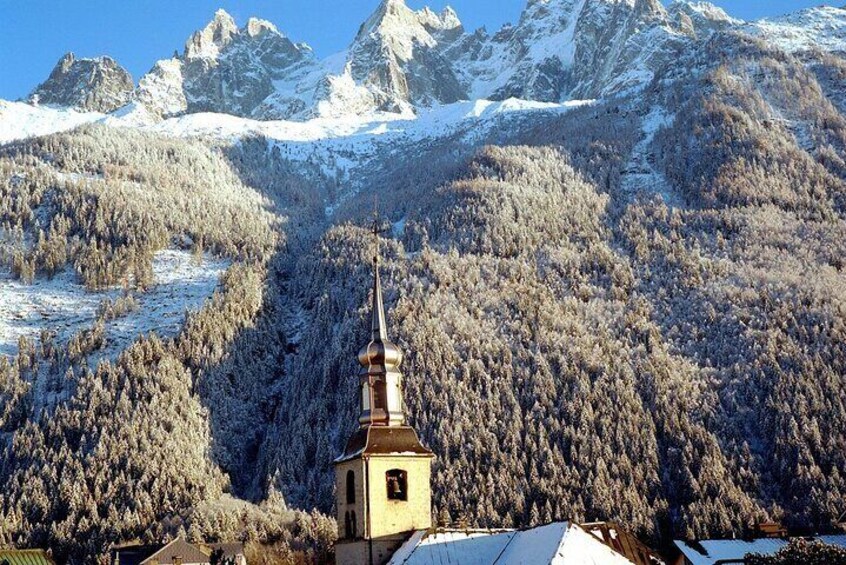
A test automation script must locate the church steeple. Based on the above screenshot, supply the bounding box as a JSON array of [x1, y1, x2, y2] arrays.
[[333, 216, 434, 565], [357, 217, 405, 427]]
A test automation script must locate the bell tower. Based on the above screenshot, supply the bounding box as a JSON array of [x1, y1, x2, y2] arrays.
[[334, 218, 434, 565]]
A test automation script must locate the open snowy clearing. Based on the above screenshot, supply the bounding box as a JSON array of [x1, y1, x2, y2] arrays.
[[0, 249, 229, 357]]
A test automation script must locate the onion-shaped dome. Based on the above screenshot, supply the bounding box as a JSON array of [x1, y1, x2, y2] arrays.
[[358, 260, 403, 373]]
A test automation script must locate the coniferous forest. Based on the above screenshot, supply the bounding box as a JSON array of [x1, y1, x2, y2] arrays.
[[0, 10, 845, 564]]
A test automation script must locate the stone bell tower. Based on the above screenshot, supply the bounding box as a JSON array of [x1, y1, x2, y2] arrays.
[[334, 219, 434, 565]]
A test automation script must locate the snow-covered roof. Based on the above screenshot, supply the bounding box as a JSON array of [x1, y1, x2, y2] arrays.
[[675, 534, 846, 564], [819, 535, 846, 549], [388, 522, 634, 564], [674, 539, 788, 565]]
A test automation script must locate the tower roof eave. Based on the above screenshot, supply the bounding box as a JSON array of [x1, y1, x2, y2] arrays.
[[334, 425, 433, 463]]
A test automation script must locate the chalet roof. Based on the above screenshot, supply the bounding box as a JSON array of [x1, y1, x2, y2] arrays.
[[0, 549, 55, 565], [336, 425, 433, 463], [581, 522, 664, 565], [112, 537, 211, 565], [674, 538, 788, 565], [387, 522, 635, 564]]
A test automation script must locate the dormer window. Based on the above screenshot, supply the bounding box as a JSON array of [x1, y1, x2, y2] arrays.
[[386, 469, 408, 501]]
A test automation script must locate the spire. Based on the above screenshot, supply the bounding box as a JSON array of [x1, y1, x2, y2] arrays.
[[357, 213, 406, 428], [370, 216, 388, 342]]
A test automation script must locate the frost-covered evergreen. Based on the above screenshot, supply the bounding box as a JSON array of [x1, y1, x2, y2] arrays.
[[1, 14, 846, 565], [747, 539, 846, 565]]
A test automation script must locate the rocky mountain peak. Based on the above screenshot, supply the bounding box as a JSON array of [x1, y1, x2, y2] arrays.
[[25, 0, 842, 125], [133, 9, 317, 120], [184, 8, 239, 59], [440, 6, 461, 29], [667, 0, 742, 37], [29, 52, 134, 113], [355, 0, 441, 61], [417, 5, 462, 32], [335, 0, 468, 113]]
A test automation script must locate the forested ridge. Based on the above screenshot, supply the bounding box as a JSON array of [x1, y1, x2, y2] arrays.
[[0, 27, 845, 564]]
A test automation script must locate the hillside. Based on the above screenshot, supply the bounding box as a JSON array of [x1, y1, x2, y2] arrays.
[[1, 0, 846, 562]]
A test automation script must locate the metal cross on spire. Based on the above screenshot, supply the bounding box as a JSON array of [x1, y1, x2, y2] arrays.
[[371, 195, 388, 266], [371, 212, 387, 266]]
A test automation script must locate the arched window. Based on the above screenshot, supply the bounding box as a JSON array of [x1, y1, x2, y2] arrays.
[[346, 469, 356, 504], [344, 511, 352, 539], [351, 510, 358, 538], [386, 469, 408, 501]]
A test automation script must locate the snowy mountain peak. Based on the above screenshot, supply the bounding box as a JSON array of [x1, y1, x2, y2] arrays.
[[29, 52, 134, 113], [416, 5, 463, 32], [57, 52, 76, 73], [747, 5, 846, 54], [333, 0, 468, 113], [671, 1, 741, 23], [133, 9, 316, 120], [439, 6, 461, 29], [245, 17, 281, 38], [16, 0, 846, 125]]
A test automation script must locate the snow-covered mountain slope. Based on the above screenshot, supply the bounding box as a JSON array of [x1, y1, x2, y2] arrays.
[[28, 52, 134, 113], [746, 6, 846, 54], [0, 100, 106, 144], [1, 91, 586, 155]]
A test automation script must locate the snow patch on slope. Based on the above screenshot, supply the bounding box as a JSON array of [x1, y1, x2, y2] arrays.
[[622, 105, 680, 205], [141, 97, 591, 186], [0, 249, 228, 358]]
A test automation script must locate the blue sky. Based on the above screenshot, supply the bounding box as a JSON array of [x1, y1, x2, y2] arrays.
[[0, 0, 829, 100]]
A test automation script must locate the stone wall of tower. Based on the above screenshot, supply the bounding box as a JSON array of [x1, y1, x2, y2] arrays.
[[335, 454, 433, 541], [335, 453, 432, 565], [366, 455, 432, 537], [335, 536, 408, 565], [335, 459, 367, 541]]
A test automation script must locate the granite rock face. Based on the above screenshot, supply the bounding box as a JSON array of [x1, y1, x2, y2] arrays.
[[29, 53, 134, 113], [134, 9, 317, 119], [27, 1, 846, 121]]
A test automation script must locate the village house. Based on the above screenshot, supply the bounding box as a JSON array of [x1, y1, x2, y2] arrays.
[[110, 537, 245, 565]]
